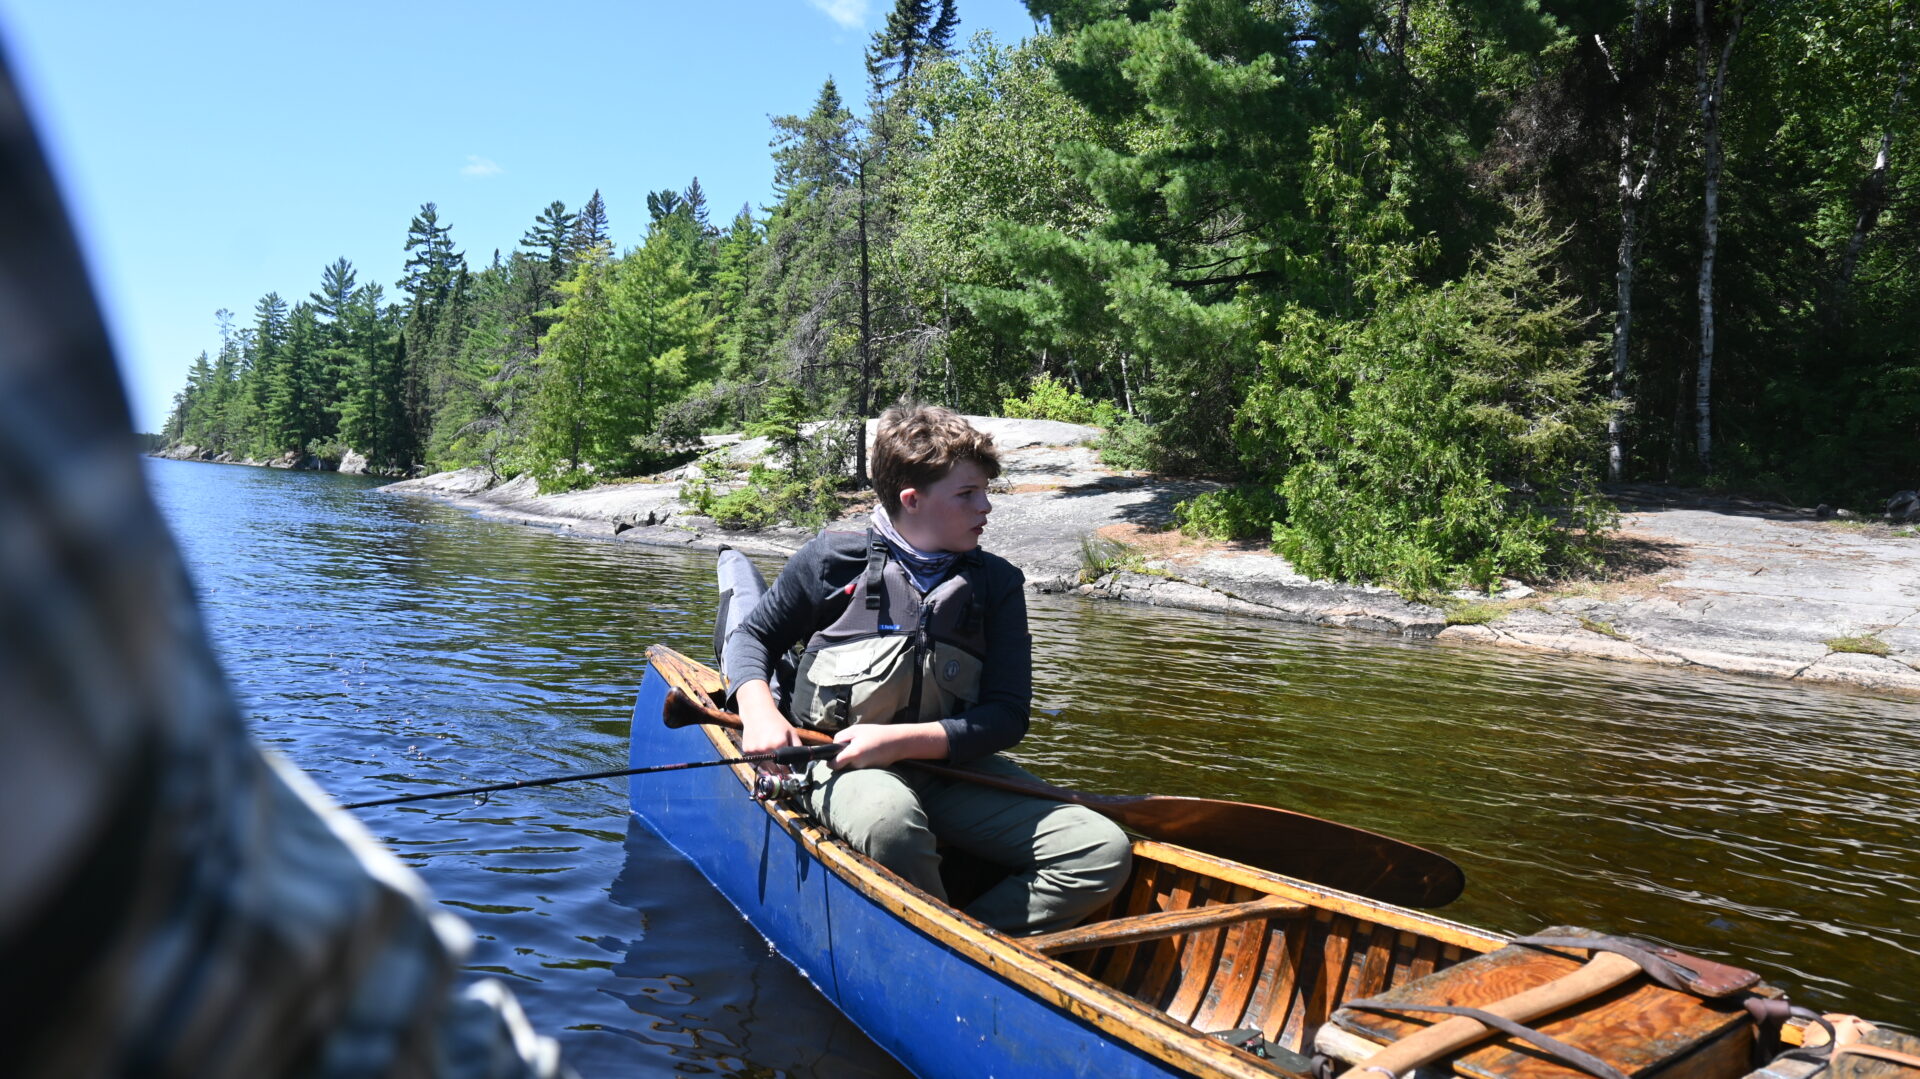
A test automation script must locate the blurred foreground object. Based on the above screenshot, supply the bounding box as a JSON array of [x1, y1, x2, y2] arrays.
[[0, 39, 570, 1079]]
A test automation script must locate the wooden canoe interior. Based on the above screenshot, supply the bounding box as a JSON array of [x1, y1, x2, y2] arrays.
[[645, 648, 1848, 1079], [648, 645, 1495, 1075], [1049, 845, 1473, 1059]]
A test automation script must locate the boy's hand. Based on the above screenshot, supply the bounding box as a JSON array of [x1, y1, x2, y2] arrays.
[[735, 680, 801, 764], [829, 722, 951, 771]]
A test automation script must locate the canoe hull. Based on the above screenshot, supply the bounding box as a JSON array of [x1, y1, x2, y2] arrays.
[[627, 660, 1187, 1079]]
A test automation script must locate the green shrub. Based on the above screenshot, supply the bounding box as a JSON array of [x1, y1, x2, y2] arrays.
[[1240, 198, 1616, 592], [1093, 416, 1162, 472], [536, 467, 599, 494], [1002, 374, 1121, 428], [1075, 533, 1157, 583], [689, 463, 841, 532], [1826, 635, 1891, 657], [305, 437, 351, 467], [1443, 600, 1502, 626], [1174, 485, 1286, 542], [1077, 534, 1126, 583]]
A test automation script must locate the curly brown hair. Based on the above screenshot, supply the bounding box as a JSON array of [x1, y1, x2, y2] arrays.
[[871, 404, 1001, 515]]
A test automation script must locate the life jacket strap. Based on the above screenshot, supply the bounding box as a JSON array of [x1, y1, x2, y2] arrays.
[[863, 530, 888, 611]]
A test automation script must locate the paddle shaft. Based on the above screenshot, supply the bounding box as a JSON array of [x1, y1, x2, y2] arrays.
[[1338, 951, 1642, 1079], [663, 689, 1146, 795], [668, 693, 1115, 798], [343, 742, 843, 809], [659, 688, 1467, 908]]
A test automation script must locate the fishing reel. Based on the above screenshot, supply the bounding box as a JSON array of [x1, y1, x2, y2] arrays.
[[752, 770, 817, 802]]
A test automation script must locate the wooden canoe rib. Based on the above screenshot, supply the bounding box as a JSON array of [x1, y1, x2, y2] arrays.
[[629, 646, 1859, 1079]]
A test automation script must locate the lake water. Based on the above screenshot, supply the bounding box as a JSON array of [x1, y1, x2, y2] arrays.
[[146, 458, 1920, 1073]]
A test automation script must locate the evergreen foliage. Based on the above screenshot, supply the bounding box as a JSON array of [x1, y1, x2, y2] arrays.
[[571, 190, 610, 259], [159, 2, 1920, 587], [867, 0, 959, 92], [1244, 200, 1615, 591], [522, 222, 715, 490], [520, 200, 576, 276]]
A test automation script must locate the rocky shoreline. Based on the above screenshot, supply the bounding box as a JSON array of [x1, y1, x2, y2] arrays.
[[191, 415, 1920, 697], [153, 442, 400, 476]]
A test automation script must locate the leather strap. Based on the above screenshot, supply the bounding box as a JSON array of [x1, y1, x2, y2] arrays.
[[1339, 1000, 1631, 1079], [1834, 1045, 1920, 1069]]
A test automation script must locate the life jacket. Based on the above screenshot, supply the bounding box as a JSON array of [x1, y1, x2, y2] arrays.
[[789, 530, 988, 732]]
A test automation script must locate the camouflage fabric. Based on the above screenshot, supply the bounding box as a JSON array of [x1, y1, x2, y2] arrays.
[[0, 43, 571, 1079]]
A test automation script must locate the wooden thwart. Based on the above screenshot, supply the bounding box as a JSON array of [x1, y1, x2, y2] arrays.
[[1026, 895, 1307, 957]]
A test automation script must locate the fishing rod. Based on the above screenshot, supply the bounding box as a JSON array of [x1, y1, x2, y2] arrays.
[[342, 742, 843, 809]]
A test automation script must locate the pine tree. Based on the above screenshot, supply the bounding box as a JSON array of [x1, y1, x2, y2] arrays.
[[757, 75, 919, 484], [206, 316, 242, 451], [244, 292, 290, 455], [521, 199, 576, 275], [397, 203, 467, 465], [526, 225, 714, 488], [683, 177, 712, 234], [400, 203, 460, 300], [926, 0, 958, 54], [178, 351, 216, 447], [308, 259, 359, 432], [338, 284, 411, 470], [645, 188, 683, 224], [714, 205, 769, 383], [571, 189, 610, 258], [867, 0, 937, 93], [761, 80, 858, 422], [310, 258, 358, 336], [264, 303, 325, 453]]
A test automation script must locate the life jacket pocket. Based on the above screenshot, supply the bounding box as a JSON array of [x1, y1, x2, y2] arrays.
[[925, 642, 983, 717]]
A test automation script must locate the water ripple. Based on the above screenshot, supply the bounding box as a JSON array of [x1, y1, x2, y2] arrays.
[[148, 458, 1920, 1067]]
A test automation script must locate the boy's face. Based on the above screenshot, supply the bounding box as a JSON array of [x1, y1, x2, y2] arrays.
[[898, 459, 993, 552]]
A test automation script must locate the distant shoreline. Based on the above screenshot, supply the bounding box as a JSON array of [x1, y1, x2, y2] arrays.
[[306, 418, 1920, 700], [157, 427, 1920, 697]]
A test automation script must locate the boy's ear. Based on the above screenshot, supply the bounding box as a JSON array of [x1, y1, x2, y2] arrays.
[[897, 487, 922, 513]]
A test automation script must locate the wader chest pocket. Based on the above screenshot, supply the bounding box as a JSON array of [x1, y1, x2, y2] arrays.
[[796, 635, 916, 732]]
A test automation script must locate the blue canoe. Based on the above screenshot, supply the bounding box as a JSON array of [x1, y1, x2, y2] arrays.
[[628, 644, 1514, 1079]]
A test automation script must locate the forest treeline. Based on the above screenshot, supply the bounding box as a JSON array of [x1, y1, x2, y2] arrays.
[[164, 0, 1920, 590]]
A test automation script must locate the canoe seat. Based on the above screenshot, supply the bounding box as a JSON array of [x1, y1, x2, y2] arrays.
[[1025, 894, 1307, 957]]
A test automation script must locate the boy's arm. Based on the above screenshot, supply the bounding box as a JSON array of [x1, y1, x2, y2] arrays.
[[721, 537, 833, 702], [722, 536, 834, 756], [937, 561, 1032, 763]]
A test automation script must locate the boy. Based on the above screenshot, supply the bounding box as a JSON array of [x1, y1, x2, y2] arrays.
[[722, 404, 1131, 936]]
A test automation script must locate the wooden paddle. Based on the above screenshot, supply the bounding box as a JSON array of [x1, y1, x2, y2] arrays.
[[660, 688, 1467, 909]]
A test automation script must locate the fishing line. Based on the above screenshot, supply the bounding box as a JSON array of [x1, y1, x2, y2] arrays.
[[343, 742, 842, 809]]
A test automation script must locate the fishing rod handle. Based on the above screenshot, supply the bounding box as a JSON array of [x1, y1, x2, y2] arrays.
[[771, 743, 843, 764]]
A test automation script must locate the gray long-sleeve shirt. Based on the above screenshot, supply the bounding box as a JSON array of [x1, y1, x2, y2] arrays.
[[722, 529, 1032, 763]]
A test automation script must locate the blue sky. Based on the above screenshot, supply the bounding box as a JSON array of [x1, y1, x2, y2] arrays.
[[0, 0, 1041, 433]]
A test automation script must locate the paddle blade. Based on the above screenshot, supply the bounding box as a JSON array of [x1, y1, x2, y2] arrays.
[[1108, 795, 1465, 908]]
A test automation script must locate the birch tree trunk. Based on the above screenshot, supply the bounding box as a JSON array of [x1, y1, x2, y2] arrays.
[[1602, 0, 1672, 483], [1694, 0, 1745, 473], [1837, 53, 1913, 295], [855, 156, 873, 486]]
